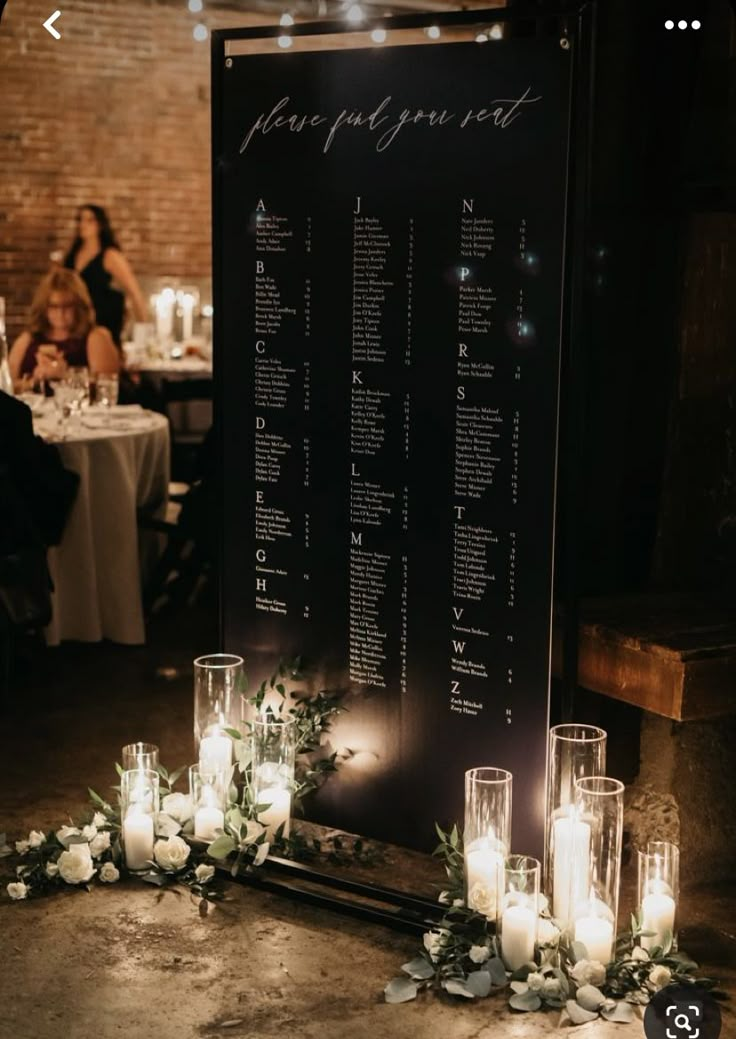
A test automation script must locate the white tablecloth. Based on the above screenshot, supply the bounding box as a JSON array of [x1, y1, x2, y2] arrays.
[[33, 406, 170, 645]]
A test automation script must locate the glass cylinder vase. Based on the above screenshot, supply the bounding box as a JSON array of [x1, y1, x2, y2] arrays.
[[189, 764, 228, 842], [545, 724, 607, 925], [500, 855, 540, 970], [463, 767, 512, 919], [194, 653, 244, 773], [571, 776, 624, 965], [121, 768, 159, 873], [121, 742, 159, 772], [637, 840, 679, 953], [252, 714, 297, 841]]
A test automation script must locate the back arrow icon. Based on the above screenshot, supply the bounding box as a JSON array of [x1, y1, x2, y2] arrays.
[[43, 10, 62, 39]]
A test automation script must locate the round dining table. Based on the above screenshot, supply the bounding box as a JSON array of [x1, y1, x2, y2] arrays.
[[32, 403, 170, 646]]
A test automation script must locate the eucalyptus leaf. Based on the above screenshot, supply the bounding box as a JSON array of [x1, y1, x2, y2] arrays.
[[466, 971, 492, 998], [576, 985, 605, 1012], [569, 940, 589, 964], [206, 835, 237, 860], [443, 978, 475, 999], [384, 976, 418, 1004], [401, 957, 435, 981], [511, 964, 533, 982], [566, 999, 599, 1025], [224, 727, 242, 741], [510, 981, 529, 995], [141, 870, 170, 887], [601, 1001, 635, 1023], [509, 990, 542, 1012], [486, 956, 508, 987]]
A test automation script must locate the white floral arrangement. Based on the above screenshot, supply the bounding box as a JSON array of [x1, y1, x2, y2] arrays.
[[384, 824, 721, 1026]]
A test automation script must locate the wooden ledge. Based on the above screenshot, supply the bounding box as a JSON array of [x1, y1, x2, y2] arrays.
[[553, 594, 736, 721]]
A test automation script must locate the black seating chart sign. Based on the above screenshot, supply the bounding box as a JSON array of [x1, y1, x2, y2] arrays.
[[216, 31, 572, 855]]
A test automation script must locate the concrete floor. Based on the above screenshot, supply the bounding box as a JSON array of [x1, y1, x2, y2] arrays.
[[1, 602, 734, 1039]]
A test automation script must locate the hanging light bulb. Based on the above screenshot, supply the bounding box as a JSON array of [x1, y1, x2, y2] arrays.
[[371, 27, 387, 43], [475, 32, 488, 43], [188, 0, 203, 12], [426, 25, 440, 39], [346, 4, 364, 23], [277, 33, 293, 48], [193, 23, 208, 41], [489, 23, 503, 40], [279, 12, 294, 26]]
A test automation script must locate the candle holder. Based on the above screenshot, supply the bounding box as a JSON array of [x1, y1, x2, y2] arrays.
[[463, 767, 512, 919], [189, 764, 228, 843], [252, 713, 297, 841], [571, 776, 624, 965], [500, 855, 540, 971], [637, 840, 679, 953], [121, 742, 159, 772], [545, 724, 607, 925], [194, 653, 244, 773], [121, 768, 159, 873]]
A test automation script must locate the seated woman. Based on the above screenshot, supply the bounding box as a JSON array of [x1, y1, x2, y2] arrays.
[[9, 268, 120, 384]]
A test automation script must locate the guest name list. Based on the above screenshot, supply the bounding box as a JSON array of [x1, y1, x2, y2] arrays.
[[219, 39, 570, 851]]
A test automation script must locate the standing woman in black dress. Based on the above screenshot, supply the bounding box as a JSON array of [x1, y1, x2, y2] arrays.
[[63, 205, 148, 346]]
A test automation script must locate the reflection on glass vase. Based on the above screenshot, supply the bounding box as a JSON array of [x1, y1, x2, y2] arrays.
[[190, 764, 228, 843], [637, 840, 679, 953], [500, 855, 540, 970], [252, 714, 297, 842], [121, 768, 159, 873]]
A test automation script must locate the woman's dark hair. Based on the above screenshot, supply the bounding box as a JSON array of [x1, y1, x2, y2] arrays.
[[63, 205, 120, 267]]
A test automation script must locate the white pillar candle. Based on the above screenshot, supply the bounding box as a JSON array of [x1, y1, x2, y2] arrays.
[[553, 814, 591, 923], [155, 290, 175, 343], [257, 786, 291, 841], [181, 293, 195, 340], [123, 807, 154, 871], [466, 844, 504, 918], [641, 891, 676, 951], [195, 804, 225, 842], [574, 914, 614, 964], [501, 903, 537, 970], [199, 733, 232, 773]]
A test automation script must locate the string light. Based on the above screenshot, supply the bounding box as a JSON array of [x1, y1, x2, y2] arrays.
[[475, 32, 488, 43], [193, 23, 208, 41], [371, 27, 386, 43], [279, 12, 294, 26], [426, 25, 440, 39], [188, 0, 203, 12], [346, 4, 364, 23], [489, 23, 503, 40], [278, 33, 293, 48]]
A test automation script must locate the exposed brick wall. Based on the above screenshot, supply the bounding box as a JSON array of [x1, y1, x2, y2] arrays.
[[0, 0, 271, 340]]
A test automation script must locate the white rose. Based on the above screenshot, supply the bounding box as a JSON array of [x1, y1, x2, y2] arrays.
[[99, 862, 120, 884], [452, 898, 464, 908], [468, 881, 496, 918], [195, 863, 215, 883], [7, 881, 28, 900], [56, 825, 81, 843], [28, 830, 45, 848], [242, 819, 265, 845], [153, 835, 190, 872], [537, 918, 561, 945], [543, 977, 561, 999], [81, 824, 97, 841], [161, 793, 193, 825], [57, 843, 96, 885], [92, 812, 108, 829], [423, 929, 446, 963], [570, 959, 607, 988], [89, 831, 111, 859], [469, 944, 490, 964], [649, 965, 672, 991], [527, 972, 545, 992], [45, 862, 59, 878], [15, 840, 29, 855]]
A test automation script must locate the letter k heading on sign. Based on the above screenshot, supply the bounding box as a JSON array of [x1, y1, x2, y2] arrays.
[[43, 10, 62, 39]]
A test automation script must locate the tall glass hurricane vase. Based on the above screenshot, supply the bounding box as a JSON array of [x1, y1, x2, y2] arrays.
[[252, 713, 297, 842], [463, 767, 512, 920], [572, 776, 624, 965], [545, 724, 607, 926], [194, 654, 244, 773]]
